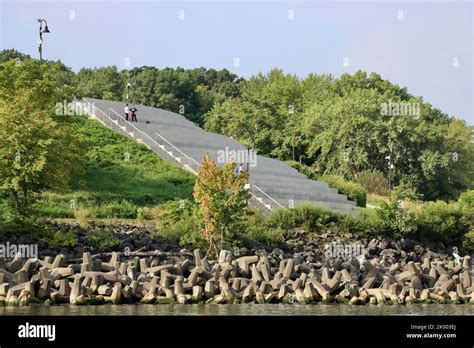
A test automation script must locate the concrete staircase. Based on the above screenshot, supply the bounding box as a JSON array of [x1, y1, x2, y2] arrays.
[[78, 98, 356, 213]]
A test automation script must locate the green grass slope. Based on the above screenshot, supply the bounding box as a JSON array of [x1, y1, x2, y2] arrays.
[[31, 116, 195, 218]]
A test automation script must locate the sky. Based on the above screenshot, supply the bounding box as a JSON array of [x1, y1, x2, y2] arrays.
[[0, 0, 473, 124]]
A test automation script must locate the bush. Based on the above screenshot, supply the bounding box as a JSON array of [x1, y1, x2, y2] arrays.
[[73, 207, 91, 227], [267, 204, 344, 230], [153, 199, 207, 250], [356, 169, 390, 196], [458, 190, 474, 215], [45, 230, 78, 248], [392, 182, 423, 201], [286, 160, 318, 179], [417, 201, 468, 246], [136, 207, 150, 221], [244, 224, 284, 246], [376, 199, 418, 238], [86, 229, 121, 251], [462, 229, 474, 253], [92, 200, 138, 219], [320, 175, 367, 207], [350, 214, 385, 237], [224, 208, 283, 248], [265, 204, 388, 240], [159, 214, 207, 250]]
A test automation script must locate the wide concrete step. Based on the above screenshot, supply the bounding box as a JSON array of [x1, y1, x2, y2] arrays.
[[249, 173, 328, 188], [251, 182, 345, 197], [258, 189, 354, 204], [175, 147, 304, 176], [93, 99, 199, 130]]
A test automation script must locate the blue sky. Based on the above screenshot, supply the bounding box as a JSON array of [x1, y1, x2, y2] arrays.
[[1, 0, 472, 124]]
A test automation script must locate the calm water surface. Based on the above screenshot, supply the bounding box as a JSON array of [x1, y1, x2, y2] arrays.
[[0, 304, 473, 316]]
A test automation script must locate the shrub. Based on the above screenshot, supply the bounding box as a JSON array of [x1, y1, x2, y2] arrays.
[[350, 214, 385, 237], [154, 199, 194, 224], [244, 225, 284, 246], [265, 204, 388, 239], [392, 182, 423, 201], [92, 200, 138, 219], [136, 207, 150, 221], [356, 169, 390, 196], [159, 215, 207, 250], [73, 207, 91, 227], [320, 174, 367, 207], [267, 204, 343, 230], [226, 208, 284, 247], [0, 216, 49, 238], [31, 201, 73, 218], [286, 160, 318, 179], [376, 199, 418, 238], [45, 230, 78, 248], [416, 201, 468, 246], [462, 229, 474, 253], [153, 199, 207, 250], [86, 229, 121, 251], [458, 190, 474, 215]]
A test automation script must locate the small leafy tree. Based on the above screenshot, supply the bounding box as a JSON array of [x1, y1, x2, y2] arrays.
[[193, 154, 251, 257]]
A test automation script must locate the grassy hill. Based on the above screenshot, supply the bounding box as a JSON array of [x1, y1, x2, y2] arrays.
[[22, 116, 195, 219]]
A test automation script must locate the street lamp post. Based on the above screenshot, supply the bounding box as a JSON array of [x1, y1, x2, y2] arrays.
[[37, 19, 50, 62], [292, 135, 302, 162], [126, 82, 131, 100]]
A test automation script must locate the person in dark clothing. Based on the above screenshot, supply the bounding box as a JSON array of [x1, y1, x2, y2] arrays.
[[130, 104, 138, 122]]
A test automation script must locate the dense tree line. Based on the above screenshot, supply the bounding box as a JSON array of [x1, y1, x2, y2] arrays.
[[75, 65, 242, 126], [1, 49, 472, 203], [205, 70, 474, 201]]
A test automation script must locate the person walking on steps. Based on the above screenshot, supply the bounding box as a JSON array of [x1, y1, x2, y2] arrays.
[[130, 104, 138, 122], [124, 103, 130, 121]]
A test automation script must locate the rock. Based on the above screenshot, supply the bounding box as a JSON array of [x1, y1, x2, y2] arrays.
[[194, 249, 202, 267], [69, 275, 82, 305], [9, 253, 23, 273], [219, 250, 233, 264], [98, 285, 112, 296], [282, 259, 294, 279], [0, 228, 470, 307], [255, 291, 265, 304], [84, 296, 105, 305], [349, 296, 362, 305], [177, 294, 187, 304], [420, 289, 430, 303], [191, 286, 203, 302], [295, 289, 307, 304], [104, 283, 122, 304]]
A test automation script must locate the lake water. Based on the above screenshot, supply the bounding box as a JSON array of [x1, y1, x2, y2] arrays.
[[1, 304, 473, 316]]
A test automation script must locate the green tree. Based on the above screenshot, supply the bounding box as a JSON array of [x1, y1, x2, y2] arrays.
[[0, 59, 83, 215], [0, 49, 31, 63], [75, 66, 122, 100]]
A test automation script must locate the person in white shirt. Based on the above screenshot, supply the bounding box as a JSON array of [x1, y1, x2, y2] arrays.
[[124, 104, 130, 121]]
